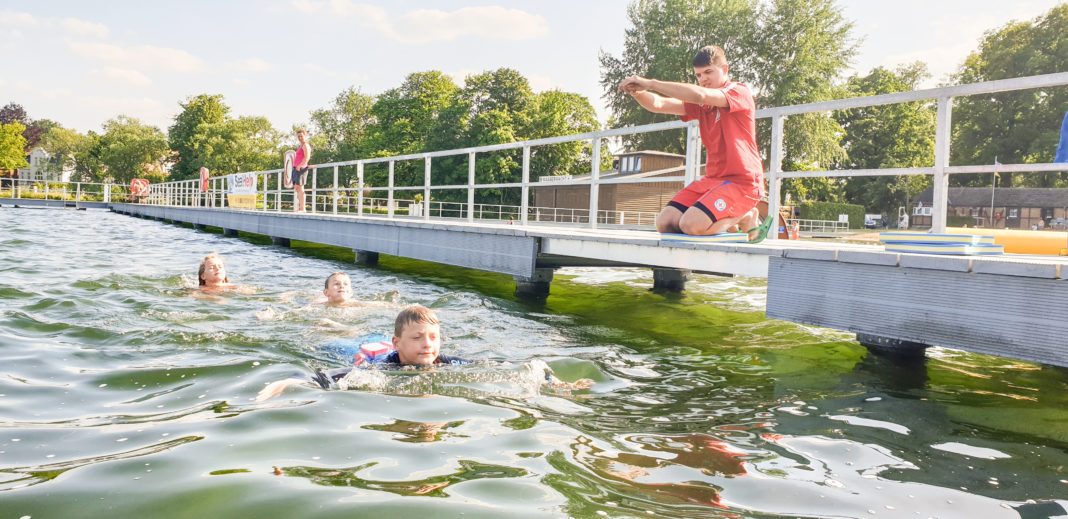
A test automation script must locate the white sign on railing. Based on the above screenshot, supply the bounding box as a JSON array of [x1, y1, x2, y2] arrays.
[[227, 173, 257, 195]]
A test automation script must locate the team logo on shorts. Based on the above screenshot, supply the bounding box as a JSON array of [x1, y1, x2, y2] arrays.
[[714, 198, 727, 211]]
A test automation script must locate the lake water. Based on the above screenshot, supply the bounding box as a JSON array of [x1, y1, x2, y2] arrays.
[[1, 207, 1065, 518]]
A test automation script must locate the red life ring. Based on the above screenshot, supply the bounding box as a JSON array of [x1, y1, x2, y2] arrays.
[[200, 167, 209, 192], [283, 150, 295, 189]]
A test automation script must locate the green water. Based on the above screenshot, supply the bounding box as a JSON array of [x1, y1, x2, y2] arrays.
[[0, 207, 1065, 518]]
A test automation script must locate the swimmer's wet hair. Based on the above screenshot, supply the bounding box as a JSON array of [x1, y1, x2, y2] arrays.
[[395, 304, 440, 337], [324, 271, 349, 289], [198, 252, 228, 286], [693, 45, 727, 68]]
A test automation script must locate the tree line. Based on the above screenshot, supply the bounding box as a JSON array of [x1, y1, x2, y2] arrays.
[[3, 1, 1066, 214]]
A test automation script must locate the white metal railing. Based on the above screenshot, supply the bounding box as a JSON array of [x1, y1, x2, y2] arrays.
[[789, 219, 849, 233], [1, 178, 119, 203], [139, 72, 1068, 237]]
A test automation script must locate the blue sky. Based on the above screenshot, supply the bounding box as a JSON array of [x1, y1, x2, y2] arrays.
[[1, 1, 1063, 136]]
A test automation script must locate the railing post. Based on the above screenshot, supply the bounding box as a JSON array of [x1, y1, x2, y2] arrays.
[[767, 114, 785, 241], [588, 137, 601, 229], [310, 167, 317, 213], [467, 152, 476, 223], [276, 168, 281, 212], [333, 165, 339, 215], [684, 121, 701, 185], [76, 182, 81, 202], [521, 146, 530, 226], [357, 163, 364, 217], [388, 161, 395, 218], [932, 96, 953, 233], [423, 157, 431, 221]]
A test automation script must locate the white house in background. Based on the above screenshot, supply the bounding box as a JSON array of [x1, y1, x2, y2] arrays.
[[21, 147, 74, 183]]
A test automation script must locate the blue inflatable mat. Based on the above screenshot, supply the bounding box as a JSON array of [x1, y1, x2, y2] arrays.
[[879, 232, 995, 245], [660, 232, 749, 243], [884, 242, 1005, 255]]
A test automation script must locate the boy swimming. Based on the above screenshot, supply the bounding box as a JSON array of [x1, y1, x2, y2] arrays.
[[320, 272, 358, 306], [255, 305, 591, 401]]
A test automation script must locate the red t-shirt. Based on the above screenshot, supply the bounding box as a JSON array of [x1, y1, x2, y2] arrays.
[[680, 82, 763, 191]]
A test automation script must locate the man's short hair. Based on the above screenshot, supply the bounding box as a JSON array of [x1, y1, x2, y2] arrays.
[[693, 45, 727, 68], [395, 304, 440, 337]]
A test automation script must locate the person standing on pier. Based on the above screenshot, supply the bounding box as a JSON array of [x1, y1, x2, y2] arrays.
[[619, 45, 766, 240], [291, 129, 312, 212]]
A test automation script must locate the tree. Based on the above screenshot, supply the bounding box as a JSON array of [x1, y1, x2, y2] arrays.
[[599, 0, 858, 174], [368, 71, 459, 156], [1, 103, 46, 151], [72, 131, 104, 183], [950, 4, 1068, 188], [39, 126, 88, 178], [99, 116, 170, 184], [427, 69, 537, 205], [528, 90, 609, 178], [833, 63, 936, 215], [0, 122, 29, 171], [189, 116, 281, 176], [169, 94, 229, 180], [307, 86, 376, 163]]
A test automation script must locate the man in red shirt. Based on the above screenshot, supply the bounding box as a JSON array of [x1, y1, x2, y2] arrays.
[[620, 45, 766, 239]]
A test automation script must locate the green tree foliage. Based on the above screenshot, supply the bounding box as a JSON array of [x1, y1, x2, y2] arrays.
[[368, 71, 459, 156], [72, 131, 104, 183], [1, 103, 47, 151], [39, 126, 89, 178], [307, 86, 376, 163], [98, 116, 170, 184], [420, 69, 604, 205], [599, 0, 857, 171], [0, 122, 29, 171], [528, 90, 609, 178], [168, 94, 229, 180], [950, 4, 1068, 187], [189, 116, 282, 176], [834, 63, 936, 215]]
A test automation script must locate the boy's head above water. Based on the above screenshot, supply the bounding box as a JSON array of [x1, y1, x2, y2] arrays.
[[393, 305, 441, 365], [323, 272, 353, 304], [198, 253, 228, 287]]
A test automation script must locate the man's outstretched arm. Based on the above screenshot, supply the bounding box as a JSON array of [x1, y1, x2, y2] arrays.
[[620, 75, 729, 109]]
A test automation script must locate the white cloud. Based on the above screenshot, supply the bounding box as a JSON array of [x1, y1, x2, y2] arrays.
[[233, 78, 250, 86], [68, 41, 202, 72], [0, 9, 38, 27], [526, 73, 561, 93], [93, 67, 153, 87], [79, 95, 172, 128], [40, 87, 73, 99], [61, 17, 108, 38], [291, 2, 547, 44], [237, 58, 275, 73], [391, 6, 548, 44]]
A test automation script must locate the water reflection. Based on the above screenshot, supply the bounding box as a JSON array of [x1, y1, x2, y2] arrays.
[[281, 459, 528, 498]]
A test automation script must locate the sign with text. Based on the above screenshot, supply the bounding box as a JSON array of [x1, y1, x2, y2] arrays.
[[227, 172, 257, 195], [227, 172, 258, 208]]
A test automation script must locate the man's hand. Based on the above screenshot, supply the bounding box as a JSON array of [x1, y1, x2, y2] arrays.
[[619, 75, 651, 94]]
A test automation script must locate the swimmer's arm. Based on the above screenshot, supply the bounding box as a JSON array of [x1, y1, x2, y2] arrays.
[[255, 367, 351, 401], [255, 377, 308, 401], [545, 371, 594, 390]]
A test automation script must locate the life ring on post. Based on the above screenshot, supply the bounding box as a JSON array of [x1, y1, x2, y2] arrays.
[[130, 178, 149, 203], [283, 150, 295, 189]]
